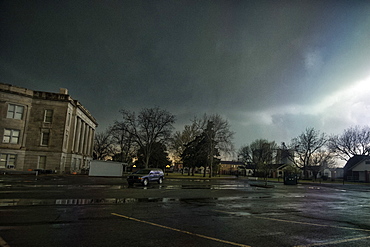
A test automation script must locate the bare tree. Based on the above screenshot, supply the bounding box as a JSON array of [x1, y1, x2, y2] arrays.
[[170, 123, 201, 163], [328, 125, 370, 161], [93, 128, 115, 160], [309, 151, 336, 167], [190, 114, 235, 177], [307, 150, 336, 179], [251, 139, 277, 184], [110, 121, 136, 163], [238, 145, 252, 163], [250, 139, 277, 166], [180, 127, 219, 177], [119, 107, 175, 168], [289, 127, 327, 178], [192, 114, 235, 158]]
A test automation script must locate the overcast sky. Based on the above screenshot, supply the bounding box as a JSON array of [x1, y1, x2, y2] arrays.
[[2, 0, 370, 155]]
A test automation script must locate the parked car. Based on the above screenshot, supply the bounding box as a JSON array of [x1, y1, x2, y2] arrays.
[[127, 168, 164, 186]]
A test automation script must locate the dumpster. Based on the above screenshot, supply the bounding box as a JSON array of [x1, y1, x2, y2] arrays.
[[284, 174, 298, 185]]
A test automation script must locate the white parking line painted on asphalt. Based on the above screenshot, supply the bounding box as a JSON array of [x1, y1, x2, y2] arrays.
[[253, 215, 370, 232], [294, 235, 370, 247], [111, 212, 252, 247], [213, 210, 370, 246]]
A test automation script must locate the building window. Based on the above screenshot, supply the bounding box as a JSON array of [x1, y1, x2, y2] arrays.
[[64, 131, 69, 149], [38, 156, 46, 169], [41, 130, 50, 146], [3, 129, 20, 144], [44, 109, 53, 123], [0, 154, 16, 169], [7, 104, 24, 120], [72, 158, 77, 171], [67, 112, 71, 126]]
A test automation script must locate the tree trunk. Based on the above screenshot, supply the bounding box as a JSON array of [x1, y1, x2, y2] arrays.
[[144, 153, 150, 168]]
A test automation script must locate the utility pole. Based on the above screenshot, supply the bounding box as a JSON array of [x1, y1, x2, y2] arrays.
[[206, 121, 215, 178]]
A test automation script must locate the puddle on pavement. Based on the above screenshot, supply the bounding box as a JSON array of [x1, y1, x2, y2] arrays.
[[0, 193, 307, 207], [166, 179, 211, 182], [163, 184, 252, 190], [229, 211, 252, 216]]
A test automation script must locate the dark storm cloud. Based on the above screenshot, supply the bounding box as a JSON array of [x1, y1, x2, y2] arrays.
[[1, 0, 370, 150]]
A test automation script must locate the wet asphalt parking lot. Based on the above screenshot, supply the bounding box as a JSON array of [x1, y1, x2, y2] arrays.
[[1, 175, 370, 247]]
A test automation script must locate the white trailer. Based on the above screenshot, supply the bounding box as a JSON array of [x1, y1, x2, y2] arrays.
[[88, 160, 126, 177]]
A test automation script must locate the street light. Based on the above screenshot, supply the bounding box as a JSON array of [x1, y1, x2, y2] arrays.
[[166, 165, 170, 176]]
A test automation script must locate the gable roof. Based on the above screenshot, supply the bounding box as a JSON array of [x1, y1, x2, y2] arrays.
[[267, 163, 287, 169], [220, 161, 245, 166], [343, 155, 370, 172]]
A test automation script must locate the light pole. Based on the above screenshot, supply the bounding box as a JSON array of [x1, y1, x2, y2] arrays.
[[205, 121, 214, 178]]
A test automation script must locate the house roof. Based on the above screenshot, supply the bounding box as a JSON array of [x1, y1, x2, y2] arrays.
[[276, 164, 289, 170], [267, 163, 286, 169], [220, 161, 245, 166], [343, 155, 370, 172]]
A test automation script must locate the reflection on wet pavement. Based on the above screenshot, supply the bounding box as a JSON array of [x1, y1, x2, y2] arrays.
[[0, 197, 249, 207], [0, 197, 219, 206], [0, 192, 309, 207], [0, 183, 252, 190], [163, 184, 252, 190], [0, 198, 174, 206]]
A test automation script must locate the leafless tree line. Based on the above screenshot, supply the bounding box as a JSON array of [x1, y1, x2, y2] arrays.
[[238, 125, 370, 178], [94, 106, 370, 176], [93, 108, 234, 172], [93, 107, 175, 167]]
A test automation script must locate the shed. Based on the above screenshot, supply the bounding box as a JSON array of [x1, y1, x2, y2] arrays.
[[88, 160, 127, 177]]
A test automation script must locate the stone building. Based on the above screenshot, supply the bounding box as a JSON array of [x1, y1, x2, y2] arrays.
[[0, 82, 97, 174]]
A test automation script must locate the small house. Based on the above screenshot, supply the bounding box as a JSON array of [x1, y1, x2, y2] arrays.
[[343, 155, 370, 182]]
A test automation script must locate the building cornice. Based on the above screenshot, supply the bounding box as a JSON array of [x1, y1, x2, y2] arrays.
[[1, 82, 98, 126]]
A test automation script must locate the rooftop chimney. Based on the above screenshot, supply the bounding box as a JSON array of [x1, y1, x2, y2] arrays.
[[59, 88, 68, 95]]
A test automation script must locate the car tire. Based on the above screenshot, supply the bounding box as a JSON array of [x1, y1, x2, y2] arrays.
[[142, 178, 149, 186], [158, 177, 163, 184]]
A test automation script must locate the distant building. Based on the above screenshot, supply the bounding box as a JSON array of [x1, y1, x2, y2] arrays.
[[219, 161, 245, 175], [343, 155, 370, 182], [0, 83, 98, 174], [322, 167, 344, 180], [269, 163, 289, 178]]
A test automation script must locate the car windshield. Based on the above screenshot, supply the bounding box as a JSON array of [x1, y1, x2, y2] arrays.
[[133, 169, 151, 174]]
